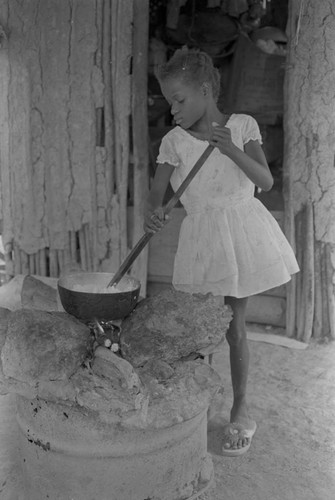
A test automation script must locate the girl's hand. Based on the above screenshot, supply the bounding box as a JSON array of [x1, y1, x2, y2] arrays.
[[143, 207, 169, 233], [209, 125, 235, 156], [208, 121, 273, 191]]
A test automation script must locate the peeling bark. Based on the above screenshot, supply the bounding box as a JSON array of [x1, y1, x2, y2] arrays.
[[0, 0, 148, 284], [130, 0, 149, 294], [284, 0, 335, 340]]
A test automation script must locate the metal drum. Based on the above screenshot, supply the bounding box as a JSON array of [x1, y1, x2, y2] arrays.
[[16, 396, 213, 500]]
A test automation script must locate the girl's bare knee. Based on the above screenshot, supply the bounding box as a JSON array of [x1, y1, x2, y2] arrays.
[[226, 325, 247, 346], [224, 296, 248, 346]]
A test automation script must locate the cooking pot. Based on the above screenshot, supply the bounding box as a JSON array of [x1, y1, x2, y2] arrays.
[[58, 272, 140, 322]]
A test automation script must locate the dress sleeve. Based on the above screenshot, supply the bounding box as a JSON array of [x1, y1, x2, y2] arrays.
[[242, 115, 263, 145], [156, 133, 180, 167]]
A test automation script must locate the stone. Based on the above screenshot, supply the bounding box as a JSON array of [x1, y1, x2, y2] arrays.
[[135, 359, 223, 428], [120, 288, 232, 367], [0, 285, 226, 430], [21, 275, 58, 311], [92, 346, 142, 391], [140, 358, 175, 381], [199, 454, 214, 483], [0, 275, 26, 310], [70, 367, 142, 418], [0, 274, 64, 312], [1, 309, 93, 383]]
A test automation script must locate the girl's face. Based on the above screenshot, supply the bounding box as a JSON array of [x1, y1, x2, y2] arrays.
[[160, 77, 207, 131]]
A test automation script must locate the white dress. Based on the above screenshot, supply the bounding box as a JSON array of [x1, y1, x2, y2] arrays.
[[157, 114, 299, 298]]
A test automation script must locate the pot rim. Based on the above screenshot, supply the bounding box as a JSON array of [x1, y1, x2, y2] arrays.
[[58, 272, 141, 296]]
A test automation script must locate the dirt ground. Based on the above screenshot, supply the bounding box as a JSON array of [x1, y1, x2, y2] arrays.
[[203, 332, 335, 500], [0, 330, 334, 500]]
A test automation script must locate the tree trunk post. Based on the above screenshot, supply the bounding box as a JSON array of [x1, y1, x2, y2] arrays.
[[283, 0, 335, 340]]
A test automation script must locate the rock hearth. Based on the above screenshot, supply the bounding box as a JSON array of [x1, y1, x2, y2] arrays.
[[0, 277, 233, 499], [0, 280, 232, 429], [121, 287, 232, 367]]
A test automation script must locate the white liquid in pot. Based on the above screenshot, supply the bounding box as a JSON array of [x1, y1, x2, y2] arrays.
[[71, 284, 131, 294]]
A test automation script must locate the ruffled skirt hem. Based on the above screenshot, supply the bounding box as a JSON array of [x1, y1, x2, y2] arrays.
[[173, 258, 299, 298], [171, 198, 300, 298]]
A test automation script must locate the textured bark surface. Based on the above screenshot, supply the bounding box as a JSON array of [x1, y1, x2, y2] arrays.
[[284, 0, 335, 339], [284, 1, 335, 238], [0, 0, 149, 286], [130, 0, 150, 294], [0, 0, 96, 253]]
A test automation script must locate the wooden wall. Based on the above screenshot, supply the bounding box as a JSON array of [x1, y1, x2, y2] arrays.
[[0, 0, 150, 292]]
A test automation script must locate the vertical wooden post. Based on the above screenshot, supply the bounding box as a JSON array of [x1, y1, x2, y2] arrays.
[[283, 0, 335, 341], [325, 244, 335, 340], [103, 0, 115, 198], [301, 203, 314, 343], [0, 14, 14, 268], [112, 0, 133, 264], [131, 0, 149, 295]]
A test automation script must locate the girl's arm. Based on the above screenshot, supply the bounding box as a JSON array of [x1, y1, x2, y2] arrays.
[[210, 127, 273, 191], [242, 140, 273, 191], [144, 162, 175, 233]]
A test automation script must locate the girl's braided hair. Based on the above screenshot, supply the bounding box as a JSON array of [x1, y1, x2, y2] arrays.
[[155, 46, 221, 102]]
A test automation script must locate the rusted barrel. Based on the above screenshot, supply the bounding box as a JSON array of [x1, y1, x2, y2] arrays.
[[16, 396, 213, 500]]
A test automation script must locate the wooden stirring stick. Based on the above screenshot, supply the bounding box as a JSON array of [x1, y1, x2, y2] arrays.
[[107, 144, 215, 288]]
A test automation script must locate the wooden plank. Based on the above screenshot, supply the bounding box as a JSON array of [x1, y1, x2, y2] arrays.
[[90, 0, 103, 272], [67, 0, 97, 232], [20, 251, 29, 275], [40, 248, 47, 276], [7, 4, 39, 255], [103, 0, 115, 198], [130, 0, 150, 295], [295, 209, 304, 337], [95, 148, 111, 263], [38, 0, 71, 250], [92, 0, 109, 269], [78, 228, 87, 271], [0, 24, 13, 257], [147, 281, 171, 297], [313, 241, 323, 338], [302, 203, 315, 342], [270, 210, 284, 229], [111, 0, 133, 262], [14, 243, 21, 274], [262, 284, 286, 298], [246, 294, 286, 327], [101, 194, 121, 272], [247, 330, 308, 350], [325, 243, 335, 340]]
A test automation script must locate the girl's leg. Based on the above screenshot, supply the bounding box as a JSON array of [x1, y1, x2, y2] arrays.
[[224, 296, 254, 449]]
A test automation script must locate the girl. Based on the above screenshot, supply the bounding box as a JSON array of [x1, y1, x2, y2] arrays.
[[144, 47, 299, 456]]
